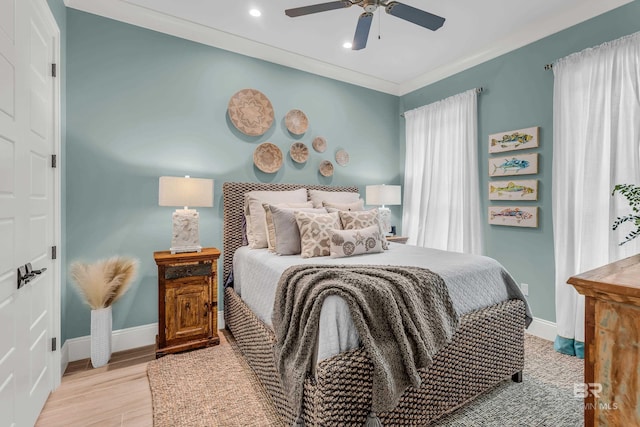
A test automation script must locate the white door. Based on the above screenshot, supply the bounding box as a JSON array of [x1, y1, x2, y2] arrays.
[[0, 0, 59, 425]]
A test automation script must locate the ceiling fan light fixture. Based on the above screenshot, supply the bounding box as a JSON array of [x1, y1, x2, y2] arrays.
[[249, 8, 262, 17]]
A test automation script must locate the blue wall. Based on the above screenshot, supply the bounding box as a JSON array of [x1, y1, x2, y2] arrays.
[[65, 10, 400, 340], [400, 1, 640, 322]]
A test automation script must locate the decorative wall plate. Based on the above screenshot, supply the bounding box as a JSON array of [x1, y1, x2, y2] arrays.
[[312, 136, 327, 153], [285, 109, 309, 135], [319, 160, 334, 177], [335, 149, 349, 166], [290, 142, 309, 163], [228, 89, 274, 136], [253, 142, 283, 173]]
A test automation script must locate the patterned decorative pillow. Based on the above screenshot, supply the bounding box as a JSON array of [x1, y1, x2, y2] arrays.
[[339, 208, 389, 250], [294, 211, 342, 258], [308, 189, 360, 208], [243, 188, 308, 249], [263, 204, 327, 255], [322, 199, 365, 212], [329, 226, 384, 258]]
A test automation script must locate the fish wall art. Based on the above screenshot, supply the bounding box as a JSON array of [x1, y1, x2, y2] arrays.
[[489, 153, 538, 177], [489, 179, 538, 200], [488, 206, 538, 228], [488, 126, 539, 153]]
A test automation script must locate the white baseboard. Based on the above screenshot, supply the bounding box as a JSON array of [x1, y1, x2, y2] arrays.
[[218, 310, 225, 330], [65, 312, 226, 362], [60, 340, 69, 376], [525, 317, 556, 342], [66, 323, 159, 362]]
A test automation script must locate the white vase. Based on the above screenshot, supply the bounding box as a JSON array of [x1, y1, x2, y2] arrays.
[[91, 306, 112, 367]]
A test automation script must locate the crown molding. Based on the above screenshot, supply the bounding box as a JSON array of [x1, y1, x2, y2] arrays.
[[398, 0, 632, 95], [65, 0, 631, 97], [64, 0, 400, 95]]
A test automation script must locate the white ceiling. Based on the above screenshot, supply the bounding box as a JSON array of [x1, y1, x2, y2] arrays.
[[65, 0, 631, 95]]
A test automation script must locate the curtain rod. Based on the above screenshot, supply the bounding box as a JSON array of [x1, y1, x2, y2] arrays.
[[544, 64, 553, 70], [400, 87, 484, 118]]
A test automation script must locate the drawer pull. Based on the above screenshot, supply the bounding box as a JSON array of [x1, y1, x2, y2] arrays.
[[204, 302, 209, 316], [185, 302, 190, 310]]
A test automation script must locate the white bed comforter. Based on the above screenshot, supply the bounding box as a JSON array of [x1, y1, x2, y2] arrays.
[[233, 243, 531, 362]]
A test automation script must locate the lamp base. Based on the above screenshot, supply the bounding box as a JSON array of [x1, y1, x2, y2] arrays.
[[378, 207, 392, 235], [170, 209, 202, 254]]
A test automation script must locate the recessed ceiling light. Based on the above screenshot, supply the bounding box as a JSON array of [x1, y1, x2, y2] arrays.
[[342, 42, 352, 49], [249, 9, 261, 17]]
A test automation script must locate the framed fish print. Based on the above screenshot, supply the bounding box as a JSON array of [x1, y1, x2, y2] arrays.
[[488, 206, 538, 228], [489, 126, 539, 153], [489, 179, 538, 200], [489, 153, 538, 177]]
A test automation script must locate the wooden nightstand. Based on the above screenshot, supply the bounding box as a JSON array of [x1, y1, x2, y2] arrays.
[[153, 247, 221, 358], [386, 236, 409, 244]]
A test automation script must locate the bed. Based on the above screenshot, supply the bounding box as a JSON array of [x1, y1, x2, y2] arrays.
[[223, 182, 528, 426]]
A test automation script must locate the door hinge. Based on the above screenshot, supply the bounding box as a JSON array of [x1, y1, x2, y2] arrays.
[[51, 246, 57, 260], [51, 154, 57, 168], [51, 63, 57, 77], [51, 337, 57, 352]]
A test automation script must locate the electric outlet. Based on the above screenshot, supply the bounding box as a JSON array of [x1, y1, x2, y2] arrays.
[[521, 283, 529, 296]]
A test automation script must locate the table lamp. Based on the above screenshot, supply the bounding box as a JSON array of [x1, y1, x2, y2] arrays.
[[366, 184, 401, 235], [159, 176, 213, 254]]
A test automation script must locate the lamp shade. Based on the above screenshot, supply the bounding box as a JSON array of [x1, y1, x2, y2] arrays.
[[159, 176, 214, 208], [366, 185, 401, 206]]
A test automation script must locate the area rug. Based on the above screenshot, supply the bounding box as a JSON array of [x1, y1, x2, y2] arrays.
[[148, 332, 583, 427]]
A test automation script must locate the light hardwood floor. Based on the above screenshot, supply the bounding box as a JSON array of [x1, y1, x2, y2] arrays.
[[36, 345, 156, 427]]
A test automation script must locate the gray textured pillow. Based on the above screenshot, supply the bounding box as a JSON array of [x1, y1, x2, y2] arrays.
[[295, 211, 342, 258], [339, 208, 389, 250], [264, 205, 327, 255], [243, 188, 308, 249], [322, 199, 365, 212], [329, 225, 384, 258], [308, 189, 360, 208]]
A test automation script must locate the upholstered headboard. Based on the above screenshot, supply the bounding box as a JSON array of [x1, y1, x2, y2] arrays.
[[222, 182, 359, 283]]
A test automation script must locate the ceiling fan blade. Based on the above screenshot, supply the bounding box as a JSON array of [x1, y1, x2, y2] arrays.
[[285, 1, 352, 17], [352, 12, 373, 50], [385, 1, 445, 31]]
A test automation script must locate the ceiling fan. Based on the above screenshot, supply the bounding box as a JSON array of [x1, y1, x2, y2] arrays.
[[285, 1, 446, 50]]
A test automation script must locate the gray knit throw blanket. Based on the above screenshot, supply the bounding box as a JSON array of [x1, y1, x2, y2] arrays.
[[272, 265, 460, 426]]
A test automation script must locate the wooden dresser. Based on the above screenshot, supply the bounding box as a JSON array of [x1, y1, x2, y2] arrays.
[[567, 254, 640, 426], [153, 247, 221, 357]]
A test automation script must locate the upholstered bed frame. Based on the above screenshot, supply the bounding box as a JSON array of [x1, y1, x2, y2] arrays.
[[222, 182, 525, 426]]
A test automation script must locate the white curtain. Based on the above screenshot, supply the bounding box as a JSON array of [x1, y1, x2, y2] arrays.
[[402, 89, 483, 254], [552, 32, 640, 358]]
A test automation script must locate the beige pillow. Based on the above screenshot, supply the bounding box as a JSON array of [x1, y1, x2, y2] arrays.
[[264, 204, 326, 255], [295, 211, 342, 258], [339, 208, 389, 250], [322, 199, 365, 212], [329, 225, 384, 258], [308, 189, 360, 208], [244, 188, 307, 249]]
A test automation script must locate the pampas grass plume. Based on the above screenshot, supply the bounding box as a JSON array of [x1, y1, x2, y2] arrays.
[[70, 256, 139, 310]]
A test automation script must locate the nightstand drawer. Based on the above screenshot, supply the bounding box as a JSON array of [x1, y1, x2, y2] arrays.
[[165, 262, 211, 280]]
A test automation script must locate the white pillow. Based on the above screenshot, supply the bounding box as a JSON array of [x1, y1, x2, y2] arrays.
[[323, 199, 365, 212], [264, 204, 326, 255], [244, 188, 307, 249], [308, 189, 360, 208], [295, 211, 342, 258], [329, 225, 384, 258]]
